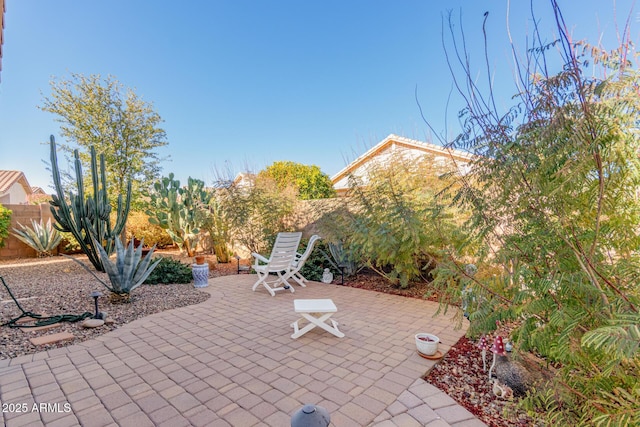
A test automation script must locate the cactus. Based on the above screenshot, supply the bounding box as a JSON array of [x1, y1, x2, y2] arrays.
[[146, 174, 212, 257], [49, 135, 131, 271]]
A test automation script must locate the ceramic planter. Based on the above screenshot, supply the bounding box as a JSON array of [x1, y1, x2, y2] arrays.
[[192, 263, 209, 288], [415, 333, 439, 356]]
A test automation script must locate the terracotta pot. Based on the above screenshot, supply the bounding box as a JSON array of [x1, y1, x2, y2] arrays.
[[195, 255, 205, 265]]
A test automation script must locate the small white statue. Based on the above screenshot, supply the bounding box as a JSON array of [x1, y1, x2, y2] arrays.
[[321, 268, 334, 283]]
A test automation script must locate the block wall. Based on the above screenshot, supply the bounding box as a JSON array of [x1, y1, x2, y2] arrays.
[[0, 203, 56, 259]]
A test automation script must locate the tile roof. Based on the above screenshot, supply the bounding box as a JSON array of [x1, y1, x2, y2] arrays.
[[331, 134, 475, 185]]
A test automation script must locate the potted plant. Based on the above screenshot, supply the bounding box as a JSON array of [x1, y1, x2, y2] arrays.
[[415, 333, 439, 356]]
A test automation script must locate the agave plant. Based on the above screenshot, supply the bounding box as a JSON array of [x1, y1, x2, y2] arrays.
[[68, 237, 161, 296], [12, 219, 63, 257]]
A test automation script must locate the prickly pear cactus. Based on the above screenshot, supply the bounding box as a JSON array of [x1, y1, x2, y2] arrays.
[[146, 174, 212, 257], [49, 135, 131, 271]]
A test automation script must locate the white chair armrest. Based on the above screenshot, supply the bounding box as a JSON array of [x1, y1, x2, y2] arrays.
[[252, 252, 269, 265]]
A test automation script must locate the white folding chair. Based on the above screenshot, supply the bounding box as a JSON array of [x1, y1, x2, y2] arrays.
[[251, 232, 302, 296], [288, 235, 321, 287]]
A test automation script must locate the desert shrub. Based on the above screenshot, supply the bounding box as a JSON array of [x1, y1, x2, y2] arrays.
[[58, 231, 81, 254], [126, 210, 173, 248], [0, 204, 11, 248], [324, 155, 468, 288], [219, 174, 296, 254], [143, 257, 192, 284]]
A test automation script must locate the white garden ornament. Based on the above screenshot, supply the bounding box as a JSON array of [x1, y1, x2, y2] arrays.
[[477, 335, 490, 371]]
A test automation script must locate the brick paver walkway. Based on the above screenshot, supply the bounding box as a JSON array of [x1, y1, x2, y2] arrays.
[[0, 275, 486, 426]]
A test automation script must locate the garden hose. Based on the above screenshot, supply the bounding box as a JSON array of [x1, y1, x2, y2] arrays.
[[0, 276, 93, 328]]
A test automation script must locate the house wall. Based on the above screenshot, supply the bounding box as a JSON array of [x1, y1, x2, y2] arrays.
[[333, 145, 470, 194], [0, 203, 57, 259], [0, 182, 29, 204]]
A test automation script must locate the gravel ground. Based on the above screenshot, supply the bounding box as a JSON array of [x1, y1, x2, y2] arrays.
[[0, 253, 227, 360]]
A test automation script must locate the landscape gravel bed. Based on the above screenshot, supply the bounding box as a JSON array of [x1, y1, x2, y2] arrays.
[[0, 254, 211, 359]]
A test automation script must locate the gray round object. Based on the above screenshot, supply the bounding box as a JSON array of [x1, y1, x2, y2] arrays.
[[290, 404, 330, 427]]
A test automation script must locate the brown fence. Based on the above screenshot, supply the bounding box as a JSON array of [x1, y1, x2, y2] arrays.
[[0, 203, 56, 259]]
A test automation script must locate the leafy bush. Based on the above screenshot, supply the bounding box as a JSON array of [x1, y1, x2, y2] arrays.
[[298, 239, 338, 282], [12, 219, 62, 257], [0, 204, 11, 248], [143, 257, 192, 284], [322, 155, 468, 288], [258, 161, 336, 200], [126, 210, 173, 248]]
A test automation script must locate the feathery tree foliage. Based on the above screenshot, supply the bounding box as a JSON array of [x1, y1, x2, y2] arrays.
[[323, 154, 469, 289], [429, 2, 640, 425], [258, 161, 336, 200], [217, 174, 296, 254], [39, 73, 168, 208]]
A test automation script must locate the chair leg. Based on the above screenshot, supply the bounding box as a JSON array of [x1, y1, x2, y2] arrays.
[[253, 272, 277, 296], [291, 273, 307, 287]]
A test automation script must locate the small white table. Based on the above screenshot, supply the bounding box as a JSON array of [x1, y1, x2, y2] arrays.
[[291, 299, 345, 339]]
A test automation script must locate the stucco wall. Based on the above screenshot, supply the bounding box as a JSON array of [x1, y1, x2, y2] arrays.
[[0, 182, 30, 204], [0, 203, 56, 259]]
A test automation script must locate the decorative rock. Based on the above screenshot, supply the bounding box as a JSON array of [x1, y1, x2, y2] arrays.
[[82, 318, 105, 328], [104, 318, 115, 325]]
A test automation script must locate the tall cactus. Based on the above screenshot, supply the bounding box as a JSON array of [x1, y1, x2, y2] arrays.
[[146, 174, 211, 257], [49, 135, 131, 272]]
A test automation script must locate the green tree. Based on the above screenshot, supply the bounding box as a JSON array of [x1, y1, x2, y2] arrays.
[[258, 161, 336, 200], [39, 73, 168, 208], [433, 5, 640, 425]]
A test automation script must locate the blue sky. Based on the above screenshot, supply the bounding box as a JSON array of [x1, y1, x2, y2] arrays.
[[0, 0, 636, 191]]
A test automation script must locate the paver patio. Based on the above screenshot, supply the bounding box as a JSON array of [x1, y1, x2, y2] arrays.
[[0, 275, 486, 426]]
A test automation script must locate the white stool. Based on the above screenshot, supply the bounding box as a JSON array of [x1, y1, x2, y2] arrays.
[[291, 299, 344, 339]]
